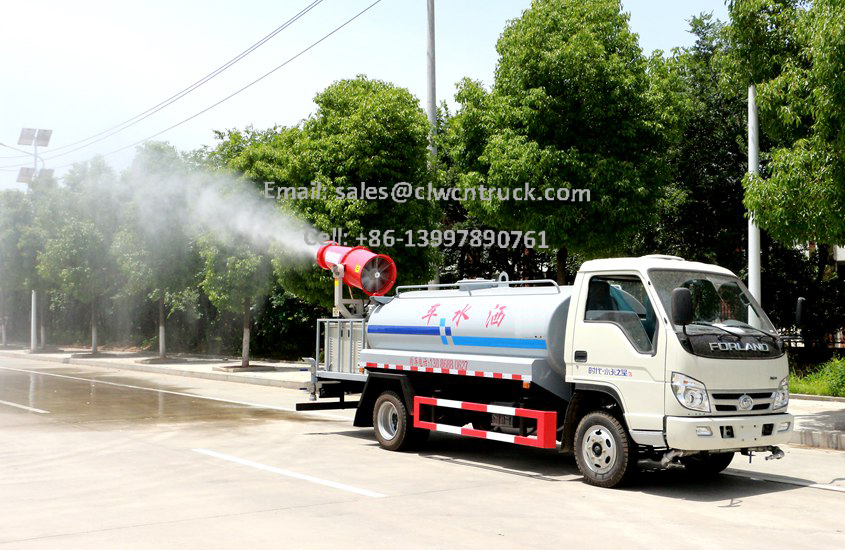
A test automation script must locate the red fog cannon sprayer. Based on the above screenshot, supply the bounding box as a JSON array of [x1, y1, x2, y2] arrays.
[[316, 243, 397, 318]]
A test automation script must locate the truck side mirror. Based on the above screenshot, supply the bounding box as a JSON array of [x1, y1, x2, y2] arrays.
[[671, 288, 693, 326], [796, 297, 807, 329]]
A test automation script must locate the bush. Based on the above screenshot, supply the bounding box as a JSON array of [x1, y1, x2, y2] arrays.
[[831, 358, 845, 397], [790, 358, 845, 397]]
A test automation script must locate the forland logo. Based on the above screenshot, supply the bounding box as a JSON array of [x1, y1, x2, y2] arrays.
[[709, 342, 770, 352]]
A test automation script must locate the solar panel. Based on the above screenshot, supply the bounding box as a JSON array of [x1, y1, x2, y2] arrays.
[[18, 128, 36, 146], [34, 129, 52, 147], [16, 167, 34, 183]]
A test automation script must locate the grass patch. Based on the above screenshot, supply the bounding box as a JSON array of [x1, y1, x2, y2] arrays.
[[790, 357, 845, 397]]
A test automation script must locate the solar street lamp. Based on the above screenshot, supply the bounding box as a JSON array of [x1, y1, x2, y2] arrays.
[[18, 128, 53, 352]]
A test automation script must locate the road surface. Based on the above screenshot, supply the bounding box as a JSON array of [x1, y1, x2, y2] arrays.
[[1, 355, 843, 548]]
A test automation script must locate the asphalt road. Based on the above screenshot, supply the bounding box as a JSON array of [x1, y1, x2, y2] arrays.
[[1, 355, 843, 549]]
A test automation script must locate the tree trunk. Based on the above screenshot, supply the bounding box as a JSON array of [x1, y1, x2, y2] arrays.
[[158, 295, 166, 359], [91, 298, 98, 355], [555, 247, 568, 285], [39, 293, 46, 350], [30, 290, 37, 353], [241, 298, 251, 369], [0, 291, 6, 347]]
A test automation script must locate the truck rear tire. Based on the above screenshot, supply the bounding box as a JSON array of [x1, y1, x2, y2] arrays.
[[372, 391, 427, 451], [574, 411, 637, 488], [681, 452, 734, 476]]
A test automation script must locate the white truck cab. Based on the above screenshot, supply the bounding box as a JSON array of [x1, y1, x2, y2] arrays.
[[566, 255, 792, 475]]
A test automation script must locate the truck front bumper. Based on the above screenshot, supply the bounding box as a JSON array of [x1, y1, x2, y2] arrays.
[[665, 413, 793, 451]]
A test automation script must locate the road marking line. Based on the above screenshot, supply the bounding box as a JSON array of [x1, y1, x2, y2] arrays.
[[193, 448, 385, 498], [0, 366, 348, 421], [0, 399, 49, 414], [724, 470, 845, 493]]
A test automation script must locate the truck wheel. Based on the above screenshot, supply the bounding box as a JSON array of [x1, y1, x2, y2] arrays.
[[372, 391, 427, 451], [574, 411, 637, 488], [681, 452, 734, 476]]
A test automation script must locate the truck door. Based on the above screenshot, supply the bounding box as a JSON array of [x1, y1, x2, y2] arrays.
[[569, 273, 666, 433]]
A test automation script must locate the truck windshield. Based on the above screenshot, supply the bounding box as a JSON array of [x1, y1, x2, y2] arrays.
[[648, 269, 777, 335]]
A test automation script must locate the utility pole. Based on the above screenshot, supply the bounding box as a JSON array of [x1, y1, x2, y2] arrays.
[[426, 0, 437, 156], [426, 0, 440, 289], [748, 85, 761, 307], [16, 128, 52, 352]]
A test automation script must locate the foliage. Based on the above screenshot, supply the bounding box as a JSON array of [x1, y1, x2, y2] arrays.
[[790, 357, 845, 397], [719, 0, 807, 89], [113, 142, 199, 308], [443, 0, 668, 282], [197, 235, 272, 316], [211, 76, 440, 306], [722, 0, 845, 245], [251, 287, 329, 360], [630, 14, 750, 274], [36, 158, 123, 308], [0, 191, 32, 296]]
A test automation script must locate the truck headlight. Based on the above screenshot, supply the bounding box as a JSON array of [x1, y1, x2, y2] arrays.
[[671, 372, 710, 412], [772, 376, 789, 410]]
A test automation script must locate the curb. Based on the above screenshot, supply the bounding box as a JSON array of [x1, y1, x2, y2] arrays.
[[792, 393, 845, 403], [790, 429, 845, 450], [0, 351, 309, 391]]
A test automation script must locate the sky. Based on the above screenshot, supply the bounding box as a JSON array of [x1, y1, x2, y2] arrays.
[[0, 0, 729, 191]]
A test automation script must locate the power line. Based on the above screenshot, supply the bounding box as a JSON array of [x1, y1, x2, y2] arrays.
[[44, 0, 385, 169], [0, 0, 324, 169]]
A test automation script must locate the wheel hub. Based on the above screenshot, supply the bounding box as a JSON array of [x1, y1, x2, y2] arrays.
[[581, 425, 617, 475], [376, 401, 399, 440]]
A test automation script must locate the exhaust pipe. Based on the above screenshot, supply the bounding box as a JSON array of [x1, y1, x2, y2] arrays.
[[660, 449, 695, 467], [765, 446, 784, 461]]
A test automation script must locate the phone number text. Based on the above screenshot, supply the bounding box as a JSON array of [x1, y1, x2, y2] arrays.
[[305, 229, 549, 249]]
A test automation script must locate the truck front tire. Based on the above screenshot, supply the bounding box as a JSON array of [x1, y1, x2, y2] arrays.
[[372, 391, 427, 451], [574, 411, 637, 488]]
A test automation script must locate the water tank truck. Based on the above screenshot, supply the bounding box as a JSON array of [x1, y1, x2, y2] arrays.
[[299, 245, 794, 488]]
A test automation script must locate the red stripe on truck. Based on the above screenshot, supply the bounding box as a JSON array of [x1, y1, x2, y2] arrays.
[[412, 396, 557, 450], [460, 402, 488, 413]]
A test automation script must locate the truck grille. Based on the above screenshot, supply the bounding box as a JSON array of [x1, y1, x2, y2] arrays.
[[710, 391, 774, 414]]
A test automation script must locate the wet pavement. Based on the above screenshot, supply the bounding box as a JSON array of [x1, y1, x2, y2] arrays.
[[0, 365, 313, 427]]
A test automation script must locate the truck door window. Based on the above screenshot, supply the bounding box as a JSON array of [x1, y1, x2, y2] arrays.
[[584, 276, 657, 353]]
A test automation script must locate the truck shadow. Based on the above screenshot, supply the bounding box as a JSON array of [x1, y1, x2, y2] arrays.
[[628, 468, 801, 502], [332, 429, 815, 501]]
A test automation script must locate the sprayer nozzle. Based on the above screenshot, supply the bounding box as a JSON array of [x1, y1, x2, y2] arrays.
[[316, 244, 397, 296]]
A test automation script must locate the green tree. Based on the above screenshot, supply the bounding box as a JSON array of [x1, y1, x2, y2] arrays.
[[631, 15, 750, 274], [219, 76, 440, 306], [37, 158, 122, 353], [14, 174, 62, 349], [723, 0, 845, 245], [0, 191, 33, 345], [198, 235, 273, 368], [445, 0, 667, 283], [113, 142, 199, 359]]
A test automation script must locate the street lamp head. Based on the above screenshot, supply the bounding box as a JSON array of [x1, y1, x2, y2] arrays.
[[16, 167, 34, 183], [18, 128, 37, 146], [35, 129, 52, 147]]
